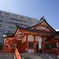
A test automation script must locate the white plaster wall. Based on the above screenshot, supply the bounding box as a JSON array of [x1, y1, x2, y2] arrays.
[[22, 36, 26, 43], [56, 42, 59, 47], [28, 35, 34, 41], [35, 36, 42, 49], [35, 36, 42, 43]]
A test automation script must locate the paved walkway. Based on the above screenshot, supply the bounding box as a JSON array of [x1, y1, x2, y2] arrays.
[[21, 53, 42, 59], [36, 53, 59, 59], [21, 53, 59, 59], [0, 53, 14, 59]]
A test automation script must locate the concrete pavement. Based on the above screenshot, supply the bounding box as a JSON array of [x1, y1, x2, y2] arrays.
[[0, 53, 58, 59], [0, 53, 14, 59], [21, 53, 42, 59], [21, 53, 59, 59]]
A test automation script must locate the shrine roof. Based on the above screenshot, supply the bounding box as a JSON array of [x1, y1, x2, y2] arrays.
[[55, 31, 59, 36], [27, 16, 56, 33], [45, 31, 59, 41], [6, 17, 57, 37], [16, 25, 54, 36]]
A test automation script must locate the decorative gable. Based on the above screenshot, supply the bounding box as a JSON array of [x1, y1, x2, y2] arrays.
[[36, 22, 51, 32], [29, 17, 56, 33], [15, 30, 25, 40], [36, 26, 50, 32]]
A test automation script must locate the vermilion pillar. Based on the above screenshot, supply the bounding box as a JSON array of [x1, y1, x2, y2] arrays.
[[26, 34, 28, 52], [34, 35, 36, 53], [42, 37, 45, 53]]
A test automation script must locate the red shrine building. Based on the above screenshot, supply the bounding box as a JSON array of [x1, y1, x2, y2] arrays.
[[3, 17, 59, 55]]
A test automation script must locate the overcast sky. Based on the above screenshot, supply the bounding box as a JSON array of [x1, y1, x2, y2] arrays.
[[0, 0, 59, 30]]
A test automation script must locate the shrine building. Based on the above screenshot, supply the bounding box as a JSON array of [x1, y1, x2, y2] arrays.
[[3, 17, 59, 55]]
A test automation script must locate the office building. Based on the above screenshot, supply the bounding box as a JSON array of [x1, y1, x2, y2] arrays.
[[0, 10, 38, 43]]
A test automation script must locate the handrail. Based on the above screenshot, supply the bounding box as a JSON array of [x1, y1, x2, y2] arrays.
[[15, 48, 21, 59]]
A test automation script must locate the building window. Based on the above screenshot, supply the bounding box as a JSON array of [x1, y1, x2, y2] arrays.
[[0, 24, 1, 27], [0, 15, 3, 18], [8, 31, 15, 33], [5, 13, 10, 16], [0, 20, 2, 22], [13, 14, 17, 17], [28, 18, 31, 20], [21, 16, 24, 19], [24, 20, 27, 23], [10, 18, 25, 22], [29, 42, 33, 48], [3, 16, 7, 19], [9, 26, 16, 29], [0, 15, 7, 19], [0, 43, 3, 50], [4, 30, 8, 33], [28, 21, 32, 24], [0, 12, 1, 14]]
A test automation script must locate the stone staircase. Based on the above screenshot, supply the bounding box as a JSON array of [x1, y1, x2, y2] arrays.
[[0, 53, 14, 59]]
